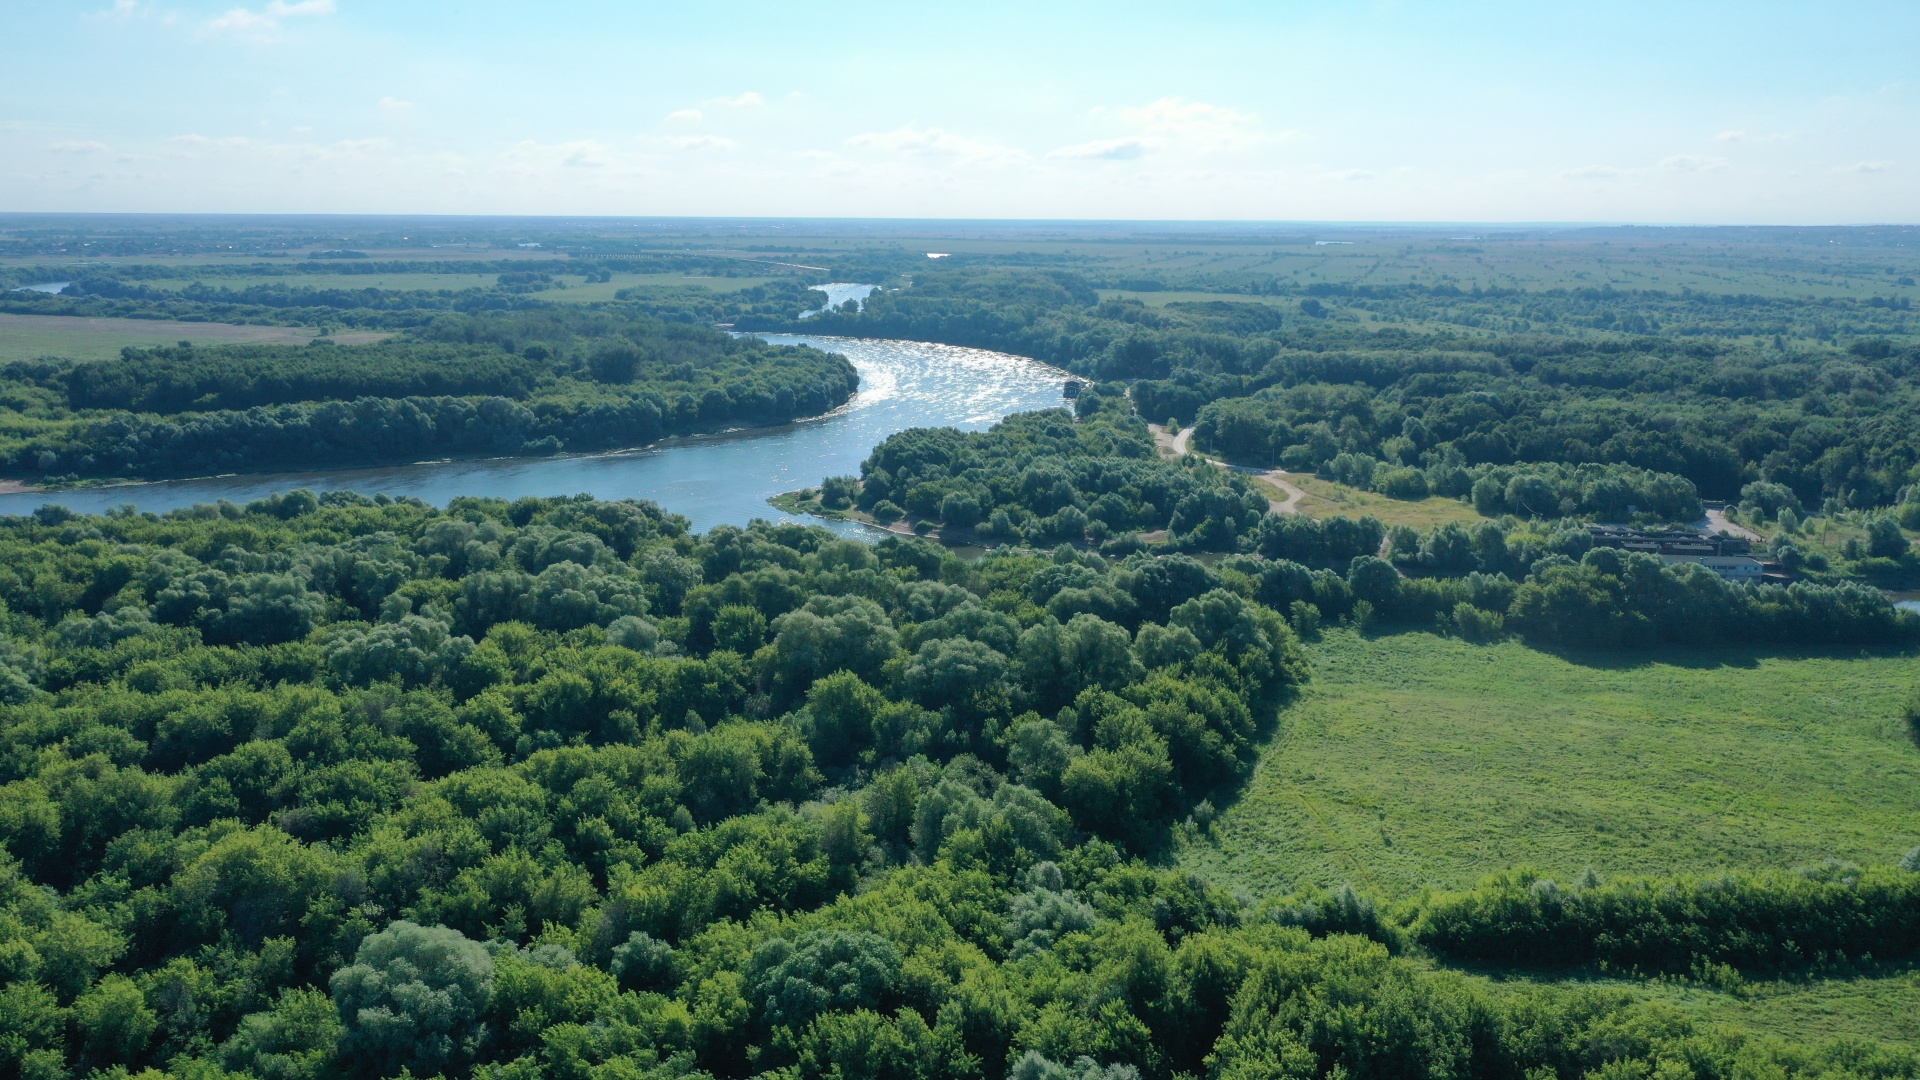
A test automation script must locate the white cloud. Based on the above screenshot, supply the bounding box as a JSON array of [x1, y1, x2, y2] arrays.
[[706, 92, 764, 109], [666, 108, 703, 124], [377, 97, 413, 114], [845, 125, 1025, 166], [169, 133, 251, 150], [1660, 154, 1729, 173], [1563, 165, 1622, 179], [1047, 137, 1149, 161], [638, 134, 739, 152], [563, 143, 611, 168], [507, 139, 618, 169], [1324, 169, 1376, 182], [1098, 97, 1275, 153], [1839, 161, 1893, 173], [49, 140, 110, 154], [291, 137, 390, 162], [206, 0, 335, 36]]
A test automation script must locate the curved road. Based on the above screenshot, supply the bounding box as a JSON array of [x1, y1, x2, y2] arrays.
[[1149, 423, 1306, 515]]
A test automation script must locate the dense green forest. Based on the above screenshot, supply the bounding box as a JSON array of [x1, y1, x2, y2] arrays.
[[812, 392, 1910, 649], [1, 493, 1917, 1080], [765, 266, 1920, 518], [0, 310, 857, 483], [3, 219, 1920, 1077], [818, 386, 1270, 552]]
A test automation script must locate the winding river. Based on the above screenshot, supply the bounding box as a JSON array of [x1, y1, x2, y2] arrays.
[[0, 336, 1070, 534]]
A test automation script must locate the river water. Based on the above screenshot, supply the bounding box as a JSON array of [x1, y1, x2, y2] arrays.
[[0, 335, 1071, 534], [799, 283, 879, 318]]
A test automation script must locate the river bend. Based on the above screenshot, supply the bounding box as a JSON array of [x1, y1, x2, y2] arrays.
[[0, 335, 1071, 533]]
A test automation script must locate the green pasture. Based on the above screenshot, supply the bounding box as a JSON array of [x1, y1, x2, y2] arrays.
[[1098, 289, 1290, 307], [549, 272, 779, 303], [56, 269, 780, 303], [1457, 968, 1920, 1055], [1180, 630, 1920, 899], [0, 313, 388, 363], [1640, 970, 1920, 1050], [1265, 473, 1487, 528], [136, 271, 502, 293]]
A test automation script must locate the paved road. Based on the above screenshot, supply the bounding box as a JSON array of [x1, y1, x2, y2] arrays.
[[1149, 423, 1305, 516]]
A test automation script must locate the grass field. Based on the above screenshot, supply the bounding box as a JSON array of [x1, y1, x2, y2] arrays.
[[135, 272, 503, 293], [0, 313, 388, 362], [1455, 967, 1920, 1052], [1179, 630, 1920, 899], [1098, 289, 1292, 308], [1639, 969, 1920, 1048], [109, 269, 779, 304], [547, 272, 778, 303], [1270, 472, 1487, 528]]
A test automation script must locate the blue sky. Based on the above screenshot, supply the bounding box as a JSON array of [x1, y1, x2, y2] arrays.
[[2, 1, 1915, 222]]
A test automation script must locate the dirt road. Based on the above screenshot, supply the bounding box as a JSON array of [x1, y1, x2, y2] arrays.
[[1148, 423, 1304, 516], [1703, 507, 1763, 542]]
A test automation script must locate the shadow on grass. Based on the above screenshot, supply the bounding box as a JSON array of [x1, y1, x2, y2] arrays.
[[1355, 621, 1919, 673], [1192, 682, 1305, 829], [1438, 954, 1920, 994]]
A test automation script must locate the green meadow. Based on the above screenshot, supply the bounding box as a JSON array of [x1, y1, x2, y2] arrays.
[[1273, 472, 1488, 527], [135, 271, 504, 292], [0, 313, 389, 362], [128, 269, 780, 301], [547, 271, 779, 303], [1181, 629, 1920, 899]]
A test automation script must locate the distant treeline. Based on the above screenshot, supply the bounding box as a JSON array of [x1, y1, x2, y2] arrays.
[[3, 272, 833, 332], [0, 311, 856, 481]]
